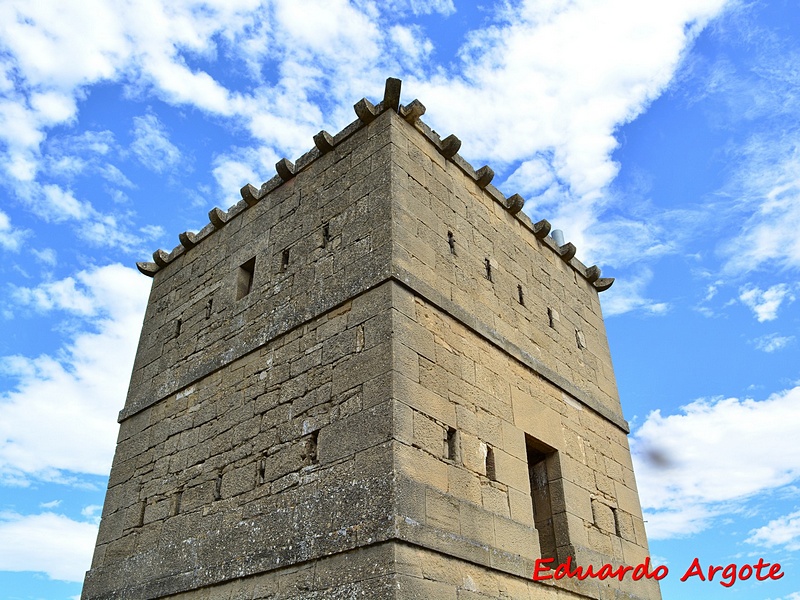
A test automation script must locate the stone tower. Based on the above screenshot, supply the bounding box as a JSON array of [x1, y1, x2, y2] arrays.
[[82, 79, 661, 600]]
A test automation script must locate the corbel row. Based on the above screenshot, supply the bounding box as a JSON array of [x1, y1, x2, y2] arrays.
[[136, 77, 612, 292]]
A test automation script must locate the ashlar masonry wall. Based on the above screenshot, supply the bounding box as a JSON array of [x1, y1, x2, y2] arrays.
[[83, 81, 660, 600], [385, 109, 660, 600]]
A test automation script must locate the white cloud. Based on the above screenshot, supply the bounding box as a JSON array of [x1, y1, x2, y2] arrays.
[[739, 283, 794, 322], [721, 135, 800, 274], [632, 386, 800, 539], [388, 0, 455, 16], [599, 268, 669, 317], [0, 0, 735, 276], [389, 25, 434, 66], [139, 224, 165, 240], [406, 0, 731, 265], [130, 114, 181, 173], [0, 210, 28, 252], [0, 0, 258, 182], [37, 184, 91, 223], [10, 181, 151, 252], [0, 264, 149, 482], [747, 510, 800, 552], [754, 333, 794, 353], [211, 146, 280, 208], [12, 276, 95, 315], [0, 511, 97, 582], [100, 164, 134, 189], [81, 504, 102, 525]]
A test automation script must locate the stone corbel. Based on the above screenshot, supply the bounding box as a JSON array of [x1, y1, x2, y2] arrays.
[[475, 165, 494, 189], [152, 249, 170, 267], [594, 278, 615, 292], [383, 77, 401, 112], [209, 207, 228, 229], [240, 183, 261, 207], [558, 242, 577, 262], [532, 219, 551, 239], [506, 194, 525, 214], [136, 261, 159, 277], [400, 99, 426, 123], [354, 98, 379, 124], [439, 134, 461, 159], [275, 158, 296, 181], [313, 130, 335, 154], [585, 265, 601, 283], [179, 231, 197, 250]]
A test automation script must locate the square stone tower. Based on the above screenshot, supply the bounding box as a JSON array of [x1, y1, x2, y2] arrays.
[[82, 79, 661, 600]]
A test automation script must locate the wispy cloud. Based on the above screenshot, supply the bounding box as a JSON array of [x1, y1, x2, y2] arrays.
[[632, 386, 800, 539], [390, 0, 455, 17], [130, 114, 182, 173], [598, 268, 670, 317], [720, 135, 800, 275], [754, 333, 794, 353], [739, 283, 795, 322]]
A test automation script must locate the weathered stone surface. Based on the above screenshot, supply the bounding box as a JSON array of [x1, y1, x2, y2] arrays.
[[399, 99, 426, 122], [475, 165, 494, 189], [83, 80, 658, 600], [313, 130, 335, 154]]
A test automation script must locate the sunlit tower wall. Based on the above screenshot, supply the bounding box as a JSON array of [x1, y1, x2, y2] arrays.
[[82, 79, 661, 600]]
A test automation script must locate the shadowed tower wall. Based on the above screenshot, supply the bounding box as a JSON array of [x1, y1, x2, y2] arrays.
[[82, 79, 661, 600]]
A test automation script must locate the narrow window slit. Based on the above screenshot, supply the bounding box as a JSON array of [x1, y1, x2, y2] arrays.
[[447, 231, 455, 254], [175, 318, 182, 337], [137, 500, 146, 528], [236, 257, 256, 300], [485, 445, 496, 480], [281, 248, 290, 271], [258, 455, 267, 484], [171, 488, 183, 516], [547, 307, 555, 328], [205, 298, 213, 319], [322, 223, 331, 248], [214, 471, 223, 500], [612, 507, 622, 537], [446, 427, 458, 462], [517, 284, 525, 305], [310, 430, 319, 464], [484, 258, 492, 282], [526, 435, 558, 560], [303, 430, 319, 465]]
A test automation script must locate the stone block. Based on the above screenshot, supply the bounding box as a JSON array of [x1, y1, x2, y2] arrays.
[[317, 400, 393, 463], [448, 463, 482, 505], [591, 498, 616, 535], [413, 410, 445, 456], [494, 515, 538, 559]]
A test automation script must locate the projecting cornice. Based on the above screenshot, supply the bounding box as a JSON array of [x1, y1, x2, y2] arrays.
[[137, 78, 612, 293]]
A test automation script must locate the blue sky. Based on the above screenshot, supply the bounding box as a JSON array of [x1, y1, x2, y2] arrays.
[[1, 1, 799, 599]]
